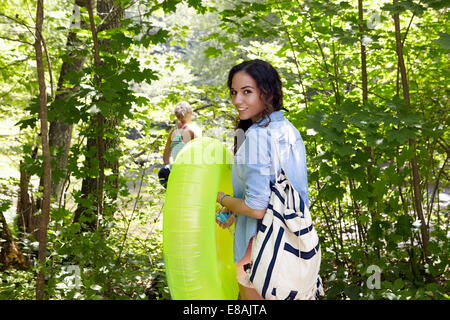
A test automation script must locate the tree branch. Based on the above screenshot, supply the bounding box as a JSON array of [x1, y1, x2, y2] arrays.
[[393, 0, 429, 258], [0, 11, 54, 97], [34, 0, 52, 301], [0, 35, 33, 45], [87, 0, 104, 223], [0, 12, 35, 36]]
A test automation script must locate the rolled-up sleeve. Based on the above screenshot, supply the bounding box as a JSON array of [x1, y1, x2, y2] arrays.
[[241, 128, 271, 210]]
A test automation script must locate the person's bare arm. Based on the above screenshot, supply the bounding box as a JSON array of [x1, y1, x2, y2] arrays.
[[163, 129, 174, 165], [217, 192, 266, 220]]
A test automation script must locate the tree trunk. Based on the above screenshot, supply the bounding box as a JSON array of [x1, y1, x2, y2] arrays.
[[358, 0, 376, 230], [50, 0, 89, 203], [16, 146, 39, 238], [73, 0, 123, 231], [393, 3, 429, 258], [34, 0, 52, 300], [0, 211, 29, 271], [358, 0, 368, 105], [16, 1, 89, 239], [87, 0, 105, 222]]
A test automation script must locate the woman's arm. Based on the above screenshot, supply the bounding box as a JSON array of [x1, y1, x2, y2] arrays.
[[217, 129, 270, 220], [217, 192, 266, 220], [162, 129, 174, 165]]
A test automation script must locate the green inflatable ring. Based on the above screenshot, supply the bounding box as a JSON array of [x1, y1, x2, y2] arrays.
[[163, 137, 239, 300]]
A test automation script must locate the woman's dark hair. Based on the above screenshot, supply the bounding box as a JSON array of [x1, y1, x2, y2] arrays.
[[228, 59, 286, 153]]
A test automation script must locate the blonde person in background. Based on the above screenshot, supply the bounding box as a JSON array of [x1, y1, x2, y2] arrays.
[[158, 101, 202, 188]]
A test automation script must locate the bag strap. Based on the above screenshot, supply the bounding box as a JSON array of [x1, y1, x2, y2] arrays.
[[267, 127, 297, 213], [266, 127, 284, 181]]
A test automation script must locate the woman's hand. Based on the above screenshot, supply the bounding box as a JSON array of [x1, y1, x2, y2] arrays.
[[216, 208, 235, 229]]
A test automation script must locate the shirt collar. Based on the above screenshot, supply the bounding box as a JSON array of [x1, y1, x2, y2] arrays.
[[252, 110, 284, 127], [269, 110, 284, 121]]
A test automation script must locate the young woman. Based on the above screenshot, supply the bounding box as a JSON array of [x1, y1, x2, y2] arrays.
[[216, 60, 312, 300]]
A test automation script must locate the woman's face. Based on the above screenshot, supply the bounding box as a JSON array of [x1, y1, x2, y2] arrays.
[[230, 71, 266, 122]]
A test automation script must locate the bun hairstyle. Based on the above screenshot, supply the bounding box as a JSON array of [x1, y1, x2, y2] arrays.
[[174, 101, 192, 121], [228, 59, 287, 153]]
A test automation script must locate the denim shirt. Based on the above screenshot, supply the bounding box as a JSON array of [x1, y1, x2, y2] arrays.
[[232, 110, 309, 263]]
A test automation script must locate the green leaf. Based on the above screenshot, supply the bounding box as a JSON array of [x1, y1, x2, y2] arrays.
[[326, 281, 345, 299], [305, 111, 325, 132], [140, 28, 170, 47], [393, 279, 405, 291], [340, 100, 360, 116], [329, 113, 346, 132], [139, 68, 159, 84], [322, 184, 346, 201], [433, 32, 450, 50], [382, 0, 425, 14], [0, 200, 12, 213], [387, 233, 402, 251], [335, 143, 354, 157], [352, 185, 369, 202], [368, 221, 383, 241], [344, 285, 360, 300], [201, 32, 219, 41], [395, 214, 413, 239], [357, 211, 371, 225], [386, 127, 415, 144], [397, 146, 415, 167], [15, 117, 37, 130], [223, 41, 239, 50], [203, 46, 222, 58], [427, 241, 440, 255], [422, 0, 450, 10], [187, 0, 207, 14], [372, 179, 386, 199]]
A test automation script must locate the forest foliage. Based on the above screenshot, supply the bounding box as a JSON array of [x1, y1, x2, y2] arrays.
[[0, 0, 448, 300]]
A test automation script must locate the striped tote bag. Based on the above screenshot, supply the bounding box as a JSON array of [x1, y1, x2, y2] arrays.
[[249, 169, 324, 300]]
